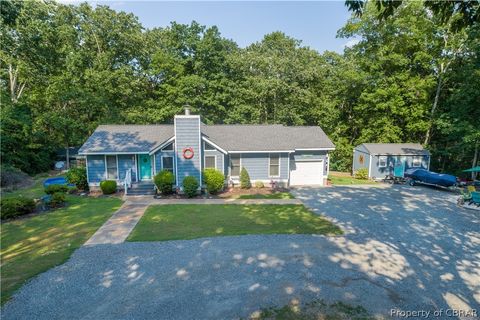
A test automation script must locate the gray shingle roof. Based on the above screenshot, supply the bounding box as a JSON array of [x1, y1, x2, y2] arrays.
[[202, 124, 335, 151], [357, 143, 429, 156], [79, 123, 335, 154], [78, 125, 174, 154]]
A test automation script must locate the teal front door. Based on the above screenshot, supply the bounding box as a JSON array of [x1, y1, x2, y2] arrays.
[[139, 154, 152, 180]]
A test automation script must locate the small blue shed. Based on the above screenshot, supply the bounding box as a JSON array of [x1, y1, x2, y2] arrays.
[[353, 143, 430, 179]]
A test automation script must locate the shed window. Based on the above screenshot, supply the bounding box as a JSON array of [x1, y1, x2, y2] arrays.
[[205, 156, 216, 169], [412, 156, 422, 167], [269, 154, 280, 177], [230, 155, 240, 177], [106, 155, 118, 179], [378, 156, 387, 168], [162, 156, 174, 173]]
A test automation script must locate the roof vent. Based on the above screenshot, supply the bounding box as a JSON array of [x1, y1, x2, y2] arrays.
[[184, 105, 191, 116]]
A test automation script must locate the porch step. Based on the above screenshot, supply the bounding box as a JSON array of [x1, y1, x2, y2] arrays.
[[126, 182, 155, 195]]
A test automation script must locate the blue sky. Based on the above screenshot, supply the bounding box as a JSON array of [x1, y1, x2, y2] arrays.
[[67, 1, 356, 53]]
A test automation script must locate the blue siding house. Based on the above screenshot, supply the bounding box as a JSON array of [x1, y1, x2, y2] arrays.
[[353, 143, 430, 179], [78, 109, 335, 192]]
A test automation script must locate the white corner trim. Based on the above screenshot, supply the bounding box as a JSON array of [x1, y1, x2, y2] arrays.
[[368, 154, 372, 178], [174, 118, 179, 188], [201, 136, 228, 154]]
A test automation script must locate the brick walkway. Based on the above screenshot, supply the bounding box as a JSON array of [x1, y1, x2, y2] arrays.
[[84, 203, 148, 245]]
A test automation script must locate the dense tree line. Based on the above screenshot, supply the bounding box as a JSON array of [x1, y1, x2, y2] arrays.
[[1, 0, 478, 175]]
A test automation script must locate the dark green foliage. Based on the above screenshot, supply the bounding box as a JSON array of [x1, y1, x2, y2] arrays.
[[240, 168, 251, 189], [154, 170, 175, 195], [66, 167, 88, 190], [49, 192, 66, 208], [100, 180, 117, 195], [67, 186, 78, 194], [0, 197, 36, 220], [182, 176, 199, 198], [45, 184, 68, 195], [354, 168, 369, 180], [203, 168, 224, 194]]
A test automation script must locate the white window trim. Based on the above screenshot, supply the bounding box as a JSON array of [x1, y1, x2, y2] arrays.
[[378, 156, 387, 168], [230, 154, 241, 177], [204, 155, 217, 170], [104, 155, 119, 180], [412, 156, 422, 168], [268, 153, 281, 178], [161, 155, 174, 172]]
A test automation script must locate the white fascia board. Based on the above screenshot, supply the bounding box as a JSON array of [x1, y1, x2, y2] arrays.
[[201, 136, 228, 154], [294, 148, 335, 151], [228, 150, 294, 154], [80, 151, 150, 155], [149, 136, 175, 155]]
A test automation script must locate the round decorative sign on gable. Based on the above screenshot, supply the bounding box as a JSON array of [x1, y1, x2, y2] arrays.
[[183, 147, 194, 159]]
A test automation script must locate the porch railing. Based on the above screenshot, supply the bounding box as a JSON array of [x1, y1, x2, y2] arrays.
[[124, 169, 132, 195]]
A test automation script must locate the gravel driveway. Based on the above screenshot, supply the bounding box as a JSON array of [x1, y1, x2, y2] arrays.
[[2, 185, 479, 319]]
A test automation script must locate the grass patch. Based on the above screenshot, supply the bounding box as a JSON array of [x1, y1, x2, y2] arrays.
[[328, 174, 376, 185], [0, 195, 122, 304], [128, 204, 341, 242], [238, 192, 294, 199], [253, 299, 373, 320]]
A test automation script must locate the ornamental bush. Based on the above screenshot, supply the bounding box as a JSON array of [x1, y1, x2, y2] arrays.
[[240, 167, 251, 189], [203, 168, 224, 194], [100, 180, 117, 195], [182, 176, 199, 198], [49, 192, 66, 208], [154, 170, 175, 195], [354, 168, 369, 180], [45, 184, 68, 195], [0, 197, 36, 220], [254, 181, 264, 188], [66, 166, 88, 190]]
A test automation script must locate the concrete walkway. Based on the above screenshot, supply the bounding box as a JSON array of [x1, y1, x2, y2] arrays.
[[85, 197, 303, 245], [84, 203, 148, 245]]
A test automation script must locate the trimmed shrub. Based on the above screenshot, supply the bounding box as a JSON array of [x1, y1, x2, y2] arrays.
[[45, 184, 68, 195], [182, 176, 199, 198], [49, 192, 66, 208], [254, 181, 264, 188], [203, 168, 224, 194], [100, 180, 117, 195], [67, 186, 78, 194], [66, 167, 88, 190], [154, 170, 175, 195], [1, 197, 36, 220], [354, 168, 369, 180], [240, 167, 251, 189]]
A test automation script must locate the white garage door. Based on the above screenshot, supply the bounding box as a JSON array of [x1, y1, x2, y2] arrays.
[[290, 160, 324, 186]]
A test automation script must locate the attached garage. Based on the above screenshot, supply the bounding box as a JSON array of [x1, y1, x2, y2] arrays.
[[289, 157, 326, 186]]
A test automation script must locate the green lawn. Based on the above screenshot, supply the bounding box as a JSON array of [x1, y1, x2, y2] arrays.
[[237, 192, 294, 199], [128, 204, 341, 242], [328, 174, 377, 185], [0, 195, 123, 304]]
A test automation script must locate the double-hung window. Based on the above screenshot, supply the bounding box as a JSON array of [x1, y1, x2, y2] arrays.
[[230, 154, 240, 177], [106, 155, 118, 179], [378, 156, 387, 168], [204, 155, 216, 169], [412, 156, 422, 167], [162, 156, 174, 173], [269, 154, 280, 177]]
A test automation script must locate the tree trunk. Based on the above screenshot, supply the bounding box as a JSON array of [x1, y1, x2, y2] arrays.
[[473, 140, 479, 180], [66, 145, 70, 170], [424, 74, 443, 146]]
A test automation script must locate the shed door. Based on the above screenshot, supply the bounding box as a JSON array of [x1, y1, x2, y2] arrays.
[[290, 160, 324, 186]]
